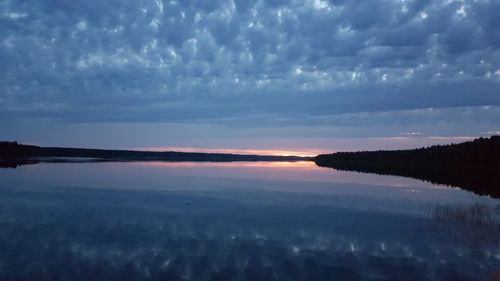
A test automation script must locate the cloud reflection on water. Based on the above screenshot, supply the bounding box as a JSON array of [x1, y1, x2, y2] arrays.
[[0, 162, 499, 280], [0, 184, 498, 281]]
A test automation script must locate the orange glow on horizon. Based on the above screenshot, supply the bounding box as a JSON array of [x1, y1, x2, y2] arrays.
[[130, 161, 316, 169], [134, 146, 324, 157]]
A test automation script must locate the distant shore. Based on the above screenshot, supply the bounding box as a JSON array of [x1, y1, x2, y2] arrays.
[[2, 137, 499, 198], [0, 142, 311, 164]]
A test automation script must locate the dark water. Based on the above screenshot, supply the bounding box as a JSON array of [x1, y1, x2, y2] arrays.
[[0, 161, 498, 281]]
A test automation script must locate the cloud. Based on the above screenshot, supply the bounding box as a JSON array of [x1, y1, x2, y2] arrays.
[[0, 0, 499, 138]]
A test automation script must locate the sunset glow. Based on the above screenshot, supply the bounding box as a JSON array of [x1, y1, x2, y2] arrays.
[[132, 160, 317, 169], [135, 147, 324, 157]]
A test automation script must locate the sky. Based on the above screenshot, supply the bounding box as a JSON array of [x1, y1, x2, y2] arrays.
[[1, 0, 499, 154]]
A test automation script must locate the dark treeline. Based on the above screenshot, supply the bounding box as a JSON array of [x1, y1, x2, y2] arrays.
[[0, 142, 310, 165], [315, 136, 500, 198]]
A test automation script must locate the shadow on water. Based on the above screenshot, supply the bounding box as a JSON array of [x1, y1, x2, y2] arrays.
[[5, 158, 500, 199], [315, 162, 500, 199], [0, 159, 39, 168]]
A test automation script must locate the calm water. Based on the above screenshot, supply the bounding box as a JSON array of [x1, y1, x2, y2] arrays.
[[0, 161, 499, 280]]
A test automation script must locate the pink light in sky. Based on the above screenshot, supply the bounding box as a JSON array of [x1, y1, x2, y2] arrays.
[[134, 147, 324, 157], [134, 161, 316, 169], [132, 136, 478, 157]]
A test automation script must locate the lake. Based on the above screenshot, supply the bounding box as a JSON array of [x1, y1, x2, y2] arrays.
[[0, 161, 498, 280]]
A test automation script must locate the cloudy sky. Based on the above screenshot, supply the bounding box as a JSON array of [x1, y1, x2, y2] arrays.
[[1, 0, 499, 153]]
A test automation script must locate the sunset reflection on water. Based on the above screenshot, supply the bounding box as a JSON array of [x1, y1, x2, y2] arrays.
[[123, 160, 446, 193], [133, 160, 316, 169], [0, 160, 498, 281]]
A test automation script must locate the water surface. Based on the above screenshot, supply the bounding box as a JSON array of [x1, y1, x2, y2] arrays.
[[0, 161, 498, 280]]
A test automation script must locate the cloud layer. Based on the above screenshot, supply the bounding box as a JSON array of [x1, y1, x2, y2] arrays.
[[1, 0, 499, 140]]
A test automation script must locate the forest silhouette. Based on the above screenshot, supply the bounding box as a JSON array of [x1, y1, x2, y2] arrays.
[[0, 142, 308, 163], [315, 136, 500, 198], [1, 137, 499, 197]]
